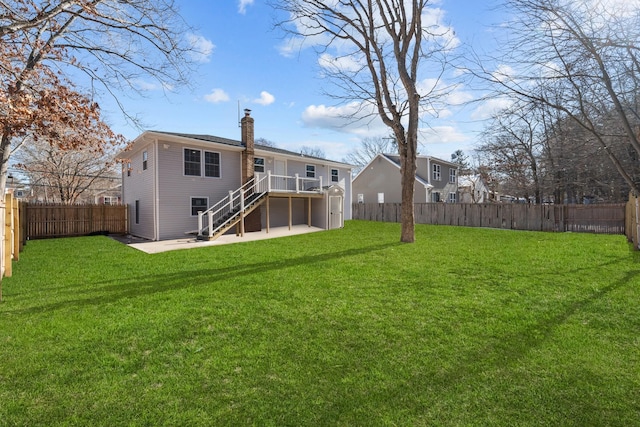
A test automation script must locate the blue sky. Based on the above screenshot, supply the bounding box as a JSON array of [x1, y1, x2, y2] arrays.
[[104, 0, 505, 162]]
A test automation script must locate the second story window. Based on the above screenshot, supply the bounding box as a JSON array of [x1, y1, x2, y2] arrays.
[[306, 164, 316, 178], [142, 151, 148, 170], [204, 151, 220, 178], [254, 157, 265, 173], [126, 162, 131, 177], [331, 168, 339, 182], [432, 163, 441, 181], [184, 148, 201, 176], [449, 168, 457, 183]]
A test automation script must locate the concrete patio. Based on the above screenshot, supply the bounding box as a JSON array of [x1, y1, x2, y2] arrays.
[[114, 225, 324, 254]]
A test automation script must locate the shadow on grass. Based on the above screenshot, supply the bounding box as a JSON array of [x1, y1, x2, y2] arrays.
[[6, 241, 403, 315], [377, 265, 640, 424]]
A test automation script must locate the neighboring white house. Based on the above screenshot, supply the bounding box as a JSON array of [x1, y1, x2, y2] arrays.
[[116, 110, 353, 241], [352, 153, 459, 204], [458, 174, 492, 203]]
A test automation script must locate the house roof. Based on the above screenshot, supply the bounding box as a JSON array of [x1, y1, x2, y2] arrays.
[[119, 130, 352, 168], [353, 153, 432, 188]]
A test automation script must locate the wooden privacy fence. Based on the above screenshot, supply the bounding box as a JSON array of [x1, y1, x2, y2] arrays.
[[352, 202, 627, 234], [26, 203, 128, 239]]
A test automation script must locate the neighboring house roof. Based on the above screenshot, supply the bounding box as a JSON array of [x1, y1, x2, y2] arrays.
[[354, 153, 433, 188], [118, 130, 352, 168]]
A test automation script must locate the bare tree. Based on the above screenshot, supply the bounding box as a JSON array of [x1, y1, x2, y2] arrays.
[[14, 138, 119, 204], [0, 0, 196, 194], [478, 102, 546, 203], [272, 0, 456, 242], [299, 145, 327, 159], [343, 136, 396, 173], [474, 0, 640, 196]]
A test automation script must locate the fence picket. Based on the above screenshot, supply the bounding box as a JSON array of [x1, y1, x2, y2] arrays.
[[352, 203, 627, 235]]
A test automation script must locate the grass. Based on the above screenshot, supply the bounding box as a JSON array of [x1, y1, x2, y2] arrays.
[[1, 220, 639, 426]]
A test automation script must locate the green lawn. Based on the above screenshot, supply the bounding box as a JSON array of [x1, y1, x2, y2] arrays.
[[1, 220, 639, 426]]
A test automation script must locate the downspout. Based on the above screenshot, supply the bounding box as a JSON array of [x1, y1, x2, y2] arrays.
[[427, 157, 431, 202], [153, 139, 160, 241]]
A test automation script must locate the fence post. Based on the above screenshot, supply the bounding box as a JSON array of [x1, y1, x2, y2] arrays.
[[3, 193, 13, 278]]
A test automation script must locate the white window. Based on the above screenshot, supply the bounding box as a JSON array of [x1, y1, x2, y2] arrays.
[[204, 151, 220, 177], [357, 193, 364, 203], [377, 193, 384, 203], [191, 197, 208, 216], [126, 162, 131, 177], [331, 168, 339, 182], [449, 192, 457, 203], [432, 164, 441, 181], [103, 196, 116, 205], [306, 164, 316, 178], [254, 157, 265, 173], [184, 149, 220, 178], [184, 148, 200, 176], [449, 168, 457, 183], [142, 151, 148, 170], [432, 191, 441, 202]]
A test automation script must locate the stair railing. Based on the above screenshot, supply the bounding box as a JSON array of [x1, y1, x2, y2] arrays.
[[197, 175, 268, 239]]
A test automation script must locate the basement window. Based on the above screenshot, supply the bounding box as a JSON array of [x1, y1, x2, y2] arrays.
[[191, 197, 208, 216]]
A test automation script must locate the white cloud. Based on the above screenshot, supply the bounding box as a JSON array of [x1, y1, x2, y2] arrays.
[[238, 0, 254, 14], [420, 126, 470, 145], [318, 52, 364, 73], [301, 102, 387, 136], [131, 79, 174, 92], [253, 91, 275, 106], [186, 34, 215, 63], [470, 97, 513, 120], [204, 88, 230, 103], [491, 64, 515, 83]]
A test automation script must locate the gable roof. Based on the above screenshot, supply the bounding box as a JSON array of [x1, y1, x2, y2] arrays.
[[119, 130, 352, 168], [353, 153, 432, 188]]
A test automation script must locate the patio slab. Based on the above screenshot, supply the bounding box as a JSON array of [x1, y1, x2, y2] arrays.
[[115, 225, 325, 254]]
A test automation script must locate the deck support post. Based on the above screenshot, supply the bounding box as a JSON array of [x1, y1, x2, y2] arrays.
[[288, 196, 292, 230], [266, 195, 270, 234], [308, 197, 311, 227]]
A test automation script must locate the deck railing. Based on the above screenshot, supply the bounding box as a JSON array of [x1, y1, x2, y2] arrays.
[[256, 171, 323, 193], [197, 173, 324, 239]]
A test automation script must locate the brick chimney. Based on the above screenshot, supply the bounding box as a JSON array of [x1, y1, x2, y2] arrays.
[[240, 109, 262, 232], [241, 109, 254, 184]]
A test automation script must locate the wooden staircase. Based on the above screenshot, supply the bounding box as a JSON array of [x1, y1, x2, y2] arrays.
[[196, 176, 268, 241]]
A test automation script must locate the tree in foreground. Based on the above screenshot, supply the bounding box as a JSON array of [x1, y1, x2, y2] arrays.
[[0, 0, 196, 195], [272, 0, 456, 242]]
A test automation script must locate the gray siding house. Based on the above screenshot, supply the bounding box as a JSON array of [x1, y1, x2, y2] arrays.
[[118, 111, 353, 241], [353, 153, 458, 204]]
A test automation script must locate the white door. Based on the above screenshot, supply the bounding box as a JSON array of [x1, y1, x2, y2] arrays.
[[274, 160, 286, 191], [329, 196, 343, 229]]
